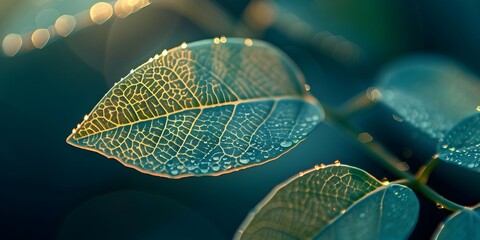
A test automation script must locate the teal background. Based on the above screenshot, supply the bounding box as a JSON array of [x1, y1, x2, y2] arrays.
[[1, 0, 479, 239]]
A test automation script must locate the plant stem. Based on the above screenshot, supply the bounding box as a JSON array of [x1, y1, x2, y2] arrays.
[[416, 156, 440, 184], [338, 89, 379, 118], [323, 105, 465, 212]]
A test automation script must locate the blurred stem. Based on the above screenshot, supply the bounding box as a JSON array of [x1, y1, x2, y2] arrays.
[[416, 156, 440, 184], [323, 105, 465, 212], [338, 89, 378, 118]]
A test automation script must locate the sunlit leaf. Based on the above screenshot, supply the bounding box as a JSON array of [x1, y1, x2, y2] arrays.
[[377, 55, 480, 140], [433, 203, 480, 240], [438, 113, 480, 172], [67, 38, 323, 178], [235, 164, 419, 240]]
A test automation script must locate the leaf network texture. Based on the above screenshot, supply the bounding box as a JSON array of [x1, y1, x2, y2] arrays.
[[438, 113, 480, 172], [377, 55, 480, 140], [433, 203, 480, 240], [235, 165, 419, 240], [67, 38, 323, 178]]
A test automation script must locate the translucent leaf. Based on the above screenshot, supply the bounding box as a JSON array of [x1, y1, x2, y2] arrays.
[[438, 113, 480, 172], [377, 55, 480, 140], [433, 203, 480, 240], [235, 165, 419, 240], [67, 38, 323, 178]]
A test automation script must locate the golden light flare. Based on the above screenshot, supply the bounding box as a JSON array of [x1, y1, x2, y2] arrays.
[[90, 2, 113, 25], [2, 0, 152, 56], [2, 34, 23, 56], [114, 0, 150, 18], [55, 15, 77, 37], [31, 29, 50, 49], [244, 1, 276, 30], [244, 38, 253, 46]]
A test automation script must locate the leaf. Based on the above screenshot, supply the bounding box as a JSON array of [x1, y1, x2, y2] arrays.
[[235, 164, 419, 240], [438, 113, 480, 172], [377, 55, 480, 140], [433, 203, 480, 240], [67, 38, 323, 178]]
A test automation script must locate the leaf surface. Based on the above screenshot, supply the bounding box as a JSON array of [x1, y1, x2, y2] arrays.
[[438, 113, 480, 172], [235, 165, 419, 240], [377, 55, 480, 140], [433, 203, 480, 240], [67, 38, 323, 178]]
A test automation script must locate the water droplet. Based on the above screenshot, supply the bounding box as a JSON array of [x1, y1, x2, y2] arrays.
[[436, 203, 444, 209], [211, 164, 220, 171], [359, 212, 366, 218], [292, 139, 299, 144], [130, 69, 134, 74], [213, 37, 220, 44], [382, 177, 390, 185], [314, 164, 320, 170], [304, 84, 311, 91], [263, 155, 269, 159], [181, 42, 187, 49], [244, 38, 253, 46], [299, 171, 304, 176], [170, 169, 179, 175], [213, 156, 220, 161], [319, 163, 326, 169], [467, 163, 475, 168], [280, 140, 293, 148], [334, 160, 341, 166], [239, 158, 249, 164], [220, 36, 227, 43], [449, 147, 456, 151], [340, 209, 346, 214]]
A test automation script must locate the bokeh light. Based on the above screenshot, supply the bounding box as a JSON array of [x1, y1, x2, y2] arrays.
[[2, 33, 22, 56], [55, 15, 76, 37], [31, 28, 50, 49], [90, 2, 113, 25]]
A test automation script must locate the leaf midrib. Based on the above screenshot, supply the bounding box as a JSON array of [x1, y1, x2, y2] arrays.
[[72, 95, 314, 140]]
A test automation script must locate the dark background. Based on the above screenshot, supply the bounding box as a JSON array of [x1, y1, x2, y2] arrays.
[[0, 0, 479, 239]]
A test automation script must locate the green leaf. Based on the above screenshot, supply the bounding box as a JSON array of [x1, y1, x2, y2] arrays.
[[433, 203, 480, 240], [67, 38, 323, 178], [235, 164, 419, 240], [377, 55, 480, 140], [438, 113, 480, 172]]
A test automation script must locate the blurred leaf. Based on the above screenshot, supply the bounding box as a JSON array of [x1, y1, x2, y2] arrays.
[[433, 203, 480, 240], [67, 38, 323, 178], [377, 55, 480, 140], [235, 165, 419, 240], [438, 113, 480, 172]]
